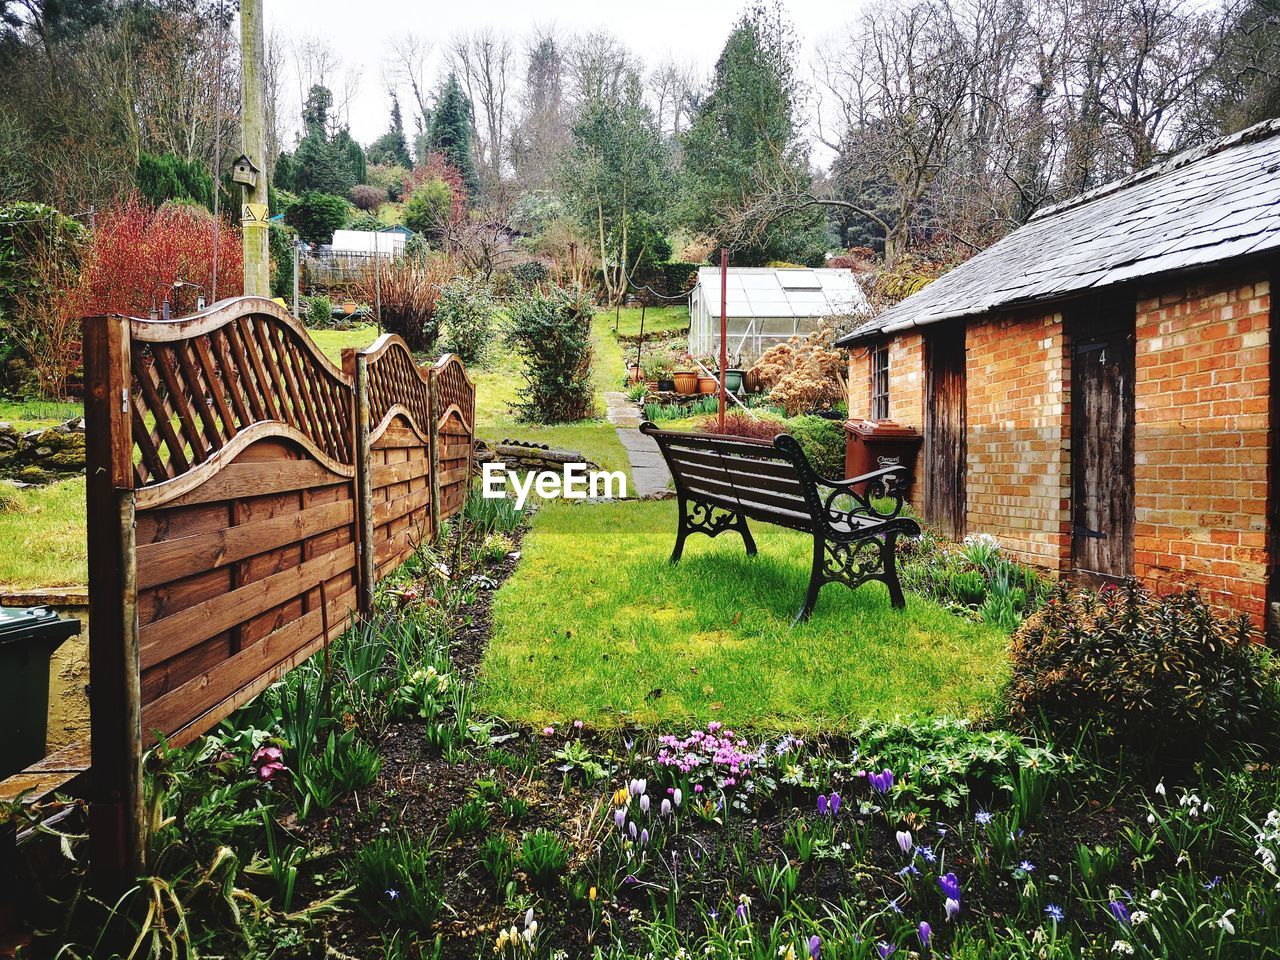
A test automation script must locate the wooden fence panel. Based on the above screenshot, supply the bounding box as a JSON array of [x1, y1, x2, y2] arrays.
[[78, 297, 476, 883], [432, 353, 475, 523]]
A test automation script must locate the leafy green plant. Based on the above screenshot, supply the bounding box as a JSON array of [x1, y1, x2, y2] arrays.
[[438, 274, 496, 366], [301, 729, 382, 813], [1006, 581, 1279, 760], [786, 414, 845, 477], [305, 294, 334, 328], [446, 797, 491, 839], [350, 829, 445, 928], [505, 283, 595, 424], [478, 833, 516, 900], [517, 829, 570, 893]]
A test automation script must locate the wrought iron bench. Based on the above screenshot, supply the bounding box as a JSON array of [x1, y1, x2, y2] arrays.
[[640, 421, 921, 623]]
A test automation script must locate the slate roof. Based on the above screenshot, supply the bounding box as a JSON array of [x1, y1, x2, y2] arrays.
[[836, 117, 1280, 346], [695, 267, 868, 319]]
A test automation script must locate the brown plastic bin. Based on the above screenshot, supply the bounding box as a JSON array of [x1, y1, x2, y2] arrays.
[[843, 419, 922, 495]]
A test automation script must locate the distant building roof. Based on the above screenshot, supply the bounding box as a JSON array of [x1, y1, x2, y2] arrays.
[[694, 267, 868, 319], [837, 117, 1280, 346]]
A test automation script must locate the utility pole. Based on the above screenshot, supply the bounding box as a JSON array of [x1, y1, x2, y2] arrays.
[[239, 0, 270, 297]]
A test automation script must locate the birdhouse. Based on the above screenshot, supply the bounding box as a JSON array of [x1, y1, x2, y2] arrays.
[[231, 153, 260, 188]]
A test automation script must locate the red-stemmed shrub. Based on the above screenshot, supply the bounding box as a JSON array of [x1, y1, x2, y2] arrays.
[[694, 411, 787, 441], [402, 153, 467, 230], [75, 195, 243, 317]]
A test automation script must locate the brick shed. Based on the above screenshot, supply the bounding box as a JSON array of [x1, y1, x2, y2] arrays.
[[836, 118, 1280, 635]]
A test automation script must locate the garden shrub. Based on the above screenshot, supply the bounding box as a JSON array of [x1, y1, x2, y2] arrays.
[[284, 190, 350, 245], [751, 320, 847, 416], [350, 184, 387, 211], [352, 253, 453, 353], [786, 414, 845, 476], [403, 177, 452, 237], [305, 294, 334, 328], [505, 284, 595, 424], [1005, 580, 1279, 759], [695, 410, 787, 441], [509, 259, 549, 289], [900, 531, 1048, 630], [136, 151, 215, 210], [346, 212, 383, 233], [437, 274, 496, 366], [0, 202, 87, 397]]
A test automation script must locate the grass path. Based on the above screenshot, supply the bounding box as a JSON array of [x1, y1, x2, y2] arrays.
[[477, 499, 1010, 731]]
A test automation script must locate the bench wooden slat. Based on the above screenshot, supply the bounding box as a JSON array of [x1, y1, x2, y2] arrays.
[[664, 446, 802, 483], [682, 483, 816, 531], [662, 435, 793, 462], [677, 467, 811, 517]]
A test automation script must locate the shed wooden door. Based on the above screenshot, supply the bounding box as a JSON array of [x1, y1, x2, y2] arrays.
[[924, 323, 967, 540], [1071, 314, 1135, 579], [1269, 271, 1279, 642]]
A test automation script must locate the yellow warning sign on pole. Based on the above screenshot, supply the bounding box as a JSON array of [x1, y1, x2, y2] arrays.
[[241, 202, 269, 225]]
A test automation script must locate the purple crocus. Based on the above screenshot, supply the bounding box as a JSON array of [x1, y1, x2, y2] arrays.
[[614, 808, 626, 830], [640, 794, 650, 814], [868, 768, 895, 795], [808, 935, 822, 960], [829, 792, 842, 815], [896, 830, 913, 853], [937, 872, 961, 901], [877, 942, 897, 959], [944, 898, 960, 921], [817, 794, 829, 816], [628, 821, 637, 840], [917, 922, 932, 950], [1109, 900, 1130, 925], [639, 828, 649, 847], [736, 901, 748, 922]]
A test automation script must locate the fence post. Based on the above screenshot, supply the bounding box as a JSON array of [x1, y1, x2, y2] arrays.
[[83, 315, 145, 890], [343, 348, 375, 613], [427, 371, 442, 542]]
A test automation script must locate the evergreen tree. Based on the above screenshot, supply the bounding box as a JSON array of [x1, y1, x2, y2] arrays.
[[369, 95, 412, 167], [136, 152, 215, 210], [679, 3, 827, 265], [428, 74, 479, 193], [287, 84, 364, 197]]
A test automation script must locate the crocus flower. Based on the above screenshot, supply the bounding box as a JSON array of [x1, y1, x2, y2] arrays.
[[614, 808, 626, 830], [1109, 900, 1130, 925], [674, 788, 683, 808], [868, 768, 895, 795], [640, 794, 650, 814], [944, 898, 960, 921], [640, 828, 649, 847], [830, 792, 842, 815], [817, 794, 829, 816], [877, 942, 897, 959], [896, 830, 913, 853], [736, 902, 748, 922], [542, 726, 555, 736], [917, 922, 931, 949], [661, 799, 672, 816], [937, 872, 961, 901], [628, 821, 637, 840], [573, 719, 584, 729], [808, 935, 822, 960]]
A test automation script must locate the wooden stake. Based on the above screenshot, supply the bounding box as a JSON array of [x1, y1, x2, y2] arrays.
[[719, 248, 728, 434], [350, 350, 375, 613], [427, 373, 443, 542]]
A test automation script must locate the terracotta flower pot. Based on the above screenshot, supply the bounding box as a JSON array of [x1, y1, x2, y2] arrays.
[[627, 364, 643, 384], [697, 376, 717, 395], [673, 371, 698, 395]]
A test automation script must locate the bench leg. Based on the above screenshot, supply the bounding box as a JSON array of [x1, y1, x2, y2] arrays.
[[670, 500, 690, 563], [738, 516, 758, 557], [794, 536, 826, 624], [672, 499, 755, 563], [882, 532, 906, 609]]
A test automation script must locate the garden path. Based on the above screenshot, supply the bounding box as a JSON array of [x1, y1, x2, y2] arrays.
[[604, 391, 671, 497]]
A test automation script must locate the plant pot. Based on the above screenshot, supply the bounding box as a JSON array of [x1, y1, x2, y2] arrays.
[[627, 365, 643, 384], [342, 301, 358, 315], [723, 369, 745, 393], [697, 376, 718, 395], [657, 378, 676, 392], [673, 371, 698, 395], [646, 380, 660, 393], [744, 368, 761, 394]]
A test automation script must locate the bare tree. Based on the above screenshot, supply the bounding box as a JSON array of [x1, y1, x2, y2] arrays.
[[387, 32, 434, 149], [448, 28, 516, 184], [565, 30, 641, 109], [510, 26, 570, 188], [647, 56, 701, 138]]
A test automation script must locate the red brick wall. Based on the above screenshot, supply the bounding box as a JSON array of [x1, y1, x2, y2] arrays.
[[847, 348, 871, 419], [888, 333, 924, 430], [964, 312, 1071, 569], [1133, 272, 1272, 621]]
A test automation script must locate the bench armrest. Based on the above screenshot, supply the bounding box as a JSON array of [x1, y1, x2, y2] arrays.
[[816, 465, 910, 532]]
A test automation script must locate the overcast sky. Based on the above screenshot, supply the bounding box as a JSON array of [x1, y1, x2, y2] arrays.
[[263, 0, 865, 161]]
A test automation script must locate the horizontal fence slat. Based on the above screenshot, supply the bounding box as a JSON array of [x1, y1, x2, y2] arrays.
[[157, 458, 351, 508], [139, 541, 356, 670], [136, 499, 354, 590], [371, 458, 431, 488], [374, 484, 432, 528]]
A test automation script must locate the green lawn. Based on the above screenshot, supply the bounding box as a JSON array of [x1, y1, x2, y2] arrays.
[[0, 398, 83, 432], [607, 304, 690, 339], [0, 478, 87, 589], [308, 323, 380, 365], [476, 499, 1010, 731]]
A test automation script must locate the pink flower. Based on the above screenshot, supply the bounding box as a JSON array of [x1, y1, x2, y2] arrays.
[[573, 720, 584, 729], [542, 726, 555, 736]]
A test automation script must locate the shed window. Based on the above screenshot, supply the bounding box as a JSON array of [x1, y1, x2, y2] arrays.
[[871, 343, 890, 419]]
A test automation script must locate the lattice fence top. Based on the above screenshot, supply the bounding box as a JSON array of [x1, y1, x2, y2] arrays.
[[433, 353, 474, 430], [128, 298, 354, 487], [360, 334, 431, 439]]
